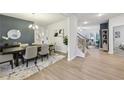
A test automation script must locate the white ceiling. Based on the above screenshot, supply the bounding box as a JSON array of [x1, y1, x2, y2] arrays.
[[1, 13, 67, 26], [73, 13, 122, 26], [1, 13, 122, 27]]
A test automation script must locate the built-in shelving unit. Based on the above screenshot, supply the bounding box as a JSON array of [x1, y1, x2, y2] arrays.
[[100, 22, 109, 52], [102, 29, 108, 51]]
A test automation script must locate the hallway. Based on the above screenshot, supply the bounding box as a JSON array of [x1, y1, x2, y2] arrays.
[[26, 48, 124, 80]]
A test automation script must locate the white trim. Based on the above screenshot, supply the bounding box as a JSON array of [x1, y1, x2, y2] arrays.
[[108, 51, 113, 54], [68, 55, 76, 61]]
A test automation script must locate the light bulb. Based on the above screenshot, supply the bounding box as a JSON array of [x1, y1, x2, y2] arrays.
[[83, 21, 88, 24], [98, 13, 104, 17], [29, 24, 33, 28], [35, 25, 39, 29], [42, 32, 44, 36]]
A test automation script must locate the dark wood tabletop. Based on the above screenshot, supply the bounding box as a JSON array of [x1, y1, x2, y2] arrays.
[[2, 44, 54, 54], [2, 47, 25, 54]]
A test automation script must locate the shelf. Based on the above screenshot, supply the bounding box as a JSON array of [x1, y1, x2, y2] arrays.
[[101, 29, 108, 51]]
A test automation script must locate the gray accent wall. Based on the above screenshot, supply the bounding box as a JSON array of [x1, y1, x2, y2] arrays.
[[0, 15, 34, 45]]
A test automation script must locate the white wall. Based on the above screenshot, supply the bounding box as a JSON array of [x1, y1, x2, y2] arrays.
[[46, 16, 83, 60], [34, 25, 45, 44], [113, 26, 124, 48], [46, 19, 68, 53], [109, 14, 124, 54]]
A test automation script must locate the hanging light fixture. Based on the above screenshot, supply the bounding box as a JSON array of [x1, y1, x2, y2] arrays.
[[28, 24, 39, 30], [29, 13, 39, 30], [2, 36, 9, 40]]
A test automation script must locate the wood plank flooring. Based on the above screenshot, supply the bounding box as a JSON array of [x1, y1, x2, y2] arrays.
[[26, 48, 124, 80]]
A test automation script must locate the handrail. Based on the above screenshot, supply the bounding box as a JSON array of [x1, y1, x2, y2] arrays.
[[77, 33, 89, 51], [77, 33, 88, 40]]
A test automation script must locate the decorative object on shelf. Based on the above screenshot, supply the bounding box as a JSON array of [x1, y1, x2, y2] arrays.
[[7, 29, 21, 40], [101, 29, 108, 51], [114, 31, 120, 38], [58, 29, 63, 35], [63, 36, 68, 45], [54, 29, 64, 38], [54, 32, 58, 37], [119, 42, 124, 50], [59, 29, 62, 34], [28, 24, 38, 30], [58, 29, 64, 38]]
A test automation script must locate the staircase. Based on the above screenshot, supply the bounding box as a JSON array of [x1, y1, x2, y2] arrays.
[[76, 33, 88, 57]]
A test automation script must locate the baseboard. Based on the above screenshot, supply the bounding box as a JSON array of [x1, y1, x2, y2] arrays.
[[55, 51, 67, 55], [108, 51, 114, 54], [68, 55, 76, 61]]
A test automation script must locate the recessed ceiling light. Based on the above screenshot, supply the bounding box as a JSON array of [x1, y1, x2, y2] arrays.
[[32, 13, 37, 15], [98, 13, 104, 17], [83, 21, 88, 24]]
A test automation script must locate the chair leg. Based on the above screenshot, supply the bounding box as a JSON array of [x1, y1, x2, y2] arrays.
[[26, 60, 28, 67], [47, 54, 49, 59], [49, 50, 51, 55], [34, 57, 37, 65], [10, 60, 14, 69], [22, 57, 25, 64], [41, 55, 43, 61]]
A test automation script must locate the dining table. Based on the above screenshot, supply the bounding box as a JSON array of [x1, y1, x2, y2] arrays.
[[1, 44, 55, 67]]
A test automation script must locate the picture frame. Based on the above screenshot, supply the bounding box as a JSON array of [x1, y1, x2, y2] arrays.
[[115, 31, 120, 38]]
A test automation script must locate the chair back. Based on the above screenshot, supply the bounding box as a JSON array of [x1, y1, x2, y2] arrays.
[[40, 44, 49, 55], [0, 54, 13, 63], [25, 46, 38, 59]]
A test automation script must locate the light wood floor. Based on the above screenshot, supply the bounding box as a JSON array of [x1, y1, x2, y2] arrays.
[[26, 48, 124, 80]]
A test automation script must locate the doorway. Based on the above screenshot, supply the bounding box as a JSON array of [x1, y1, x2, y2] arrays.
[[113, 25, 124, 56]]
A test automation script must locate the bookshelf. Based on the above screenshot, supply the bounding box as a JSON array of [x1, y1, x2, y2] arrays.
[[102, 29, 108, 51]]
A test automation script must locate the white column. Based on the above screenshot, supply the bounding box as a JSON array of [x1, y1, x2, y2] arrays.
[[108, 23, 114, 54], [67, 16, 78, 61]]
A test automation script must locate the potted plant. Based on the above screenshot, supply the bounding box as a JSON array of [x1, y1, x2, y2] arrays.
[[63, 36, 68, 45]]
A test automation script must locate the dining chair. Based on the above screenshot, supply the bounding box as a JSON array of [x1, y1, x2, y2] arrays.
[[20, 43, 29, 48], [49, 44, 55, 55], [39, 44, 49, 61], [23, 46, 38, 67], [0, 54, 14, 69]]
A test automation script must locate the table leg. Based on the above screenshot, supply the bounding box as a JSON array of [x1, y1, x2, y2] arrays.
[[14, 53, 19, 67]]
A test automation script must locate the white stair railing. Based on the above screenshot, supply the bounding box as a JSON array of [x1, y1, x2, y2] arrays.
[[77, 33, 88, 56]]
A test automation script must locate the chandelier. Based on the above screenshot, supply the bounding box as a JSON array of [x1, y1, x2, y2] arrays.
[[28, 24, 39, 30]]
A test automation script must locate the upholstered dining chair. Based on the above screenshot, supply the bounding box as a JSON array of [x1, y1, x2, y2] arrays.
[[39, 44, 49, 61], [17, 43, 29, 64], [23, 46, 38, 67], [0, 54, 14, 69], [49, 44, 55, 55]]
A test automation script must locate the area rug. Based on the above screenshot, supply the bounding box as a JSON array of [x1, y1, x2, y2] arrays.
[[0, 54, 65, 80]]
